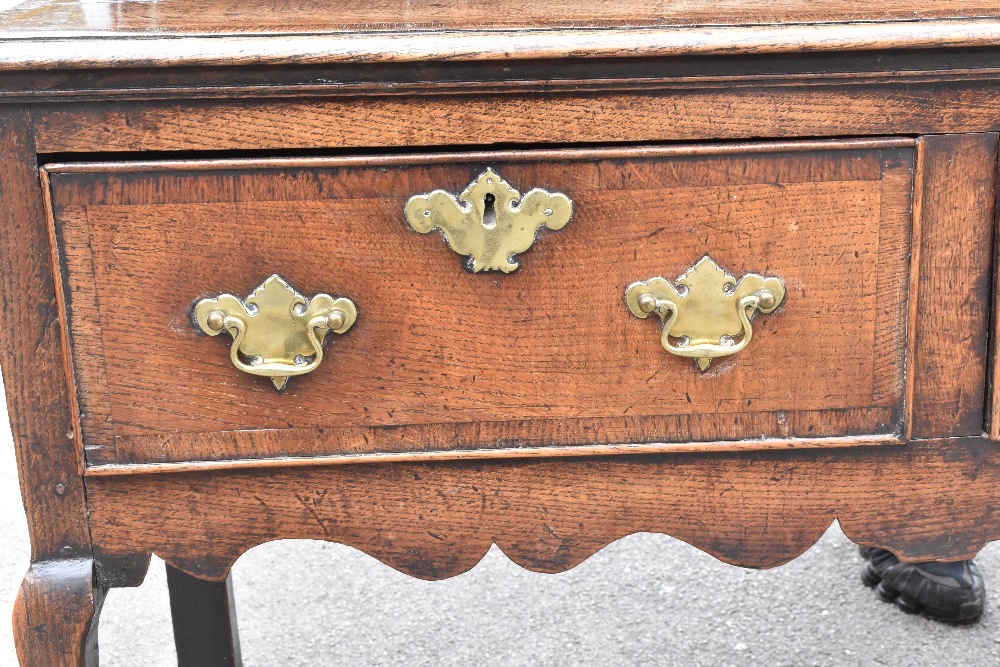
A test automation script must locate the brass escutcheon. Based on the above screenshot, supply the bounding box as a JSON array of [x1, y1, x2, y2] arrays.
[[404, 168, 573, 273], [193, 274, 357, 390], [626, 256, 785, 372]]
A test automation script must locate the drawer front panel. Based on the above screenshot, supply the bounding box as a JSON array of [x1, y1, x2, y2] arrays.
[[46, 142, 913, 466]]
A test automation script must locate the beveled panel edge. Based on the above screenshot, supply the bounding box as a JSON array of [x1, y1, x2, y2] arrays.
[[97, 407, 900, 466], [39, 167, 88, 465], [870, 151, 914, 403], [4, 20, 1000, 71], [84, 434, 903, 478], [40, 136, 916, 175]]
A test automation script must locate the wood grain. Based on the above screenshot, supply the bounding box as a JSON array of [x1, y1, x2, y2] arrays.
[[9, 50, 1000, 102], [13, 558, 105, 667], [990, 203, 1000, 440], [84, 437, 1000, 585], [47, 144, 913, 466], [906, 134, 997, 439], [33, 84, 1000, 154], [4, 0, 998, 36], [0, 108, 90, 561], [8, 22, 1000, 71], [5, 13, 1000, 73], [96, 422, 900, 471]]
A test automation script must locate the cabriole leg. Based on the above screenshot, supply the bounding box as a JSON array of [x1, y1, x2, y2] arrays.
[[13, 559, 106, 667]]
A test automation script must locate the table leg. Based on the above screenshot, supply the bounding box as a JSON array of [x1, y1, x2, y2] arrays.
[[13, 559, 106, 667], [166, 564, 242, 667]]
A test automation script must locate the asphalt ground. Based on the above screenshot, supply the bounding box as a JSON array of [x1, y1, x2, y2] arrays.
[[1, 373, 998, 665]]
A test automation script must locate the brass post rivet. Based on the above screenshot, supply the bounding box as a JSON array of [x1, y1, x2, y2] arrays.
[[60, 545, 74, 556], [327, 311, 346, 331], [54, 483, 67, 496], [637, 294, 659, 314], [758, 289, 776, 310], [206, 310, 226, 331]]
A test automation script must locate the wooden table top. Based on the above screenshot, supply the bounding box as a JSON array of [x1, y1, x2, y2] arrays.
[[3, 0, 1000, 70], [3, 0, 1000, 35]]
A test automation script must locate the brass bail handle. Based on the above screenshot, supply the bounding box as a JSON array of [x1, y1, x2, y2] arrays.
[[626, 256, 785, 371], [193, 274, 357, 390]]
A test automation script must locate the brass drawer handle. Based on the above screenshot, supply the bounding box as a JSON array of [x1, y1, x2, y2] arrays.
[[193, 274, 357, 390], [405, 168, 573, 273], [626, 256, 785, 372]]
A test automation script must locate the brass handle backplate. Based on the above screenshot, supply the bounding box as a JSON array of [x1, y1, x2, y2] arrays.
[[193, 274, 357, 390], [404, 168, 572, 273], [626, 256, 785, 372]]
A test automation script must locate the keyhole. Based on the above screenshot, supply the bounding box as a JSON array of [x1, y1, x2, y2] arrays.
[[482, 193, 497, 229]]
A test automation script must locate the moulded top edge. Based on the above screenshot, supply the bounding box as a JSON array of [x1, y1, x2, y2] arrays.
[[3, 19, 1000, 71], [3, 0, 1000, 37]]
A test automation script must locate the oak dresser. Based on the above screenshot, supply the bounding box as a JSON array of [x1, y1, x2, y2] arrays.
[[3, 1, 1000, 664]]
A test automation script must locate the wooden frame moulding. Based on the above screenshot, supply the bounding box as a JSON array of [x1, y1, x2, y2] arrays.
[[7, 20, 1000, 71]]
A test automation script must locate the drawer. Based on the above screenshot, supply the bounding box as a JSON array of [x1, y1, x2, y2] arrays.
[[44, 139, 914, 468]]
